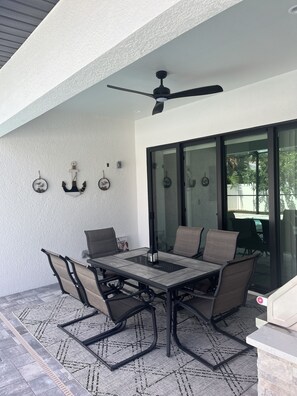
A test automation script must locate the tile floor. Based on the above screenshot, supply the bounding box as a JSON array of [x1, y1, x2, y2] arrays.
[[0, 283, 258, 395]]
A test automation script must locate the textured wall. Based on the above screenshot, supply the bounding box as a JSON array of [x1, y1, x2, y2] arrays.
[[0, 110, 137, 297]]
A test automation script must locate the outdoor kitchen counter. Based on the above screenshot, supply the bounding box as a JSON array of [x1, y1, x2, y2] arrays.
[[247, 324, 297, 395]]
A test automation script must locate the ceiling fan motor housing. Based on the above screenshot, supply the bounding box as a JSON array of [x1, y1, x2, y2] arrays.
[[154, 70, 170, 101]]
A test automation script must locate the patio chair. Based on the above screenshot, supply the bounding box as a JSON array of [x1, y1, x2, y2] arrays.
[[172, 226, 204, 258], [173, 253, 258, 370], [193, 229, 239, 292], [84, 227, 122, 278], [58, 257, 158, 371], [85, 227, 119, 259], [85, 227, 140, 291], [230, 218, 264, 255], [202, 229, 239, 264], [41, 248, 85, 302]]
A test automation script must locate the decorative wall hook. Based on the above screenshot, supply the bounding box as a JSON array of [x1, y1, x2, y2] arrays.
[[98, 170, 110, 191], [62, 161, 86, 197], [32, 171, 48, 193]]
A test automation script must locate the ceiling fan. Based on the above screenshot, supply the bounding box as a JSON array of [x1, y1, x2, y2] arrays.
[[107, 70, 223, 115]]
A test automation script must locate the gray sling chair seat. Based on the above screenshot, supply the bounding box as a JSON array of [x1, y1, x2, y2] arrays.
[[84, 227, 120, 278], [41, 248, 119, 301], [194, 229, 239, 292], [172, 253, 259, 370], [172, 226, 204, 258], [41, 248, 86, 302], [85, 227, 138, 290], [58, 257, 158, 371]]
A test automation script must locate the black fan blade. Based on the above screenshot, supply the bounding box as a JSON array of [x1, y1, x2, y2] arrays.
[[168, 85, 223, 100], [152, 101, 164, 115], [107, 84, 154, 98]]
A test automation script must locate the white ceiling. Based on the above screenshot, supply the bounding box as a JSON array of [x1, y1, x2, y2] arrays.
[[58, 0, 297, 120]]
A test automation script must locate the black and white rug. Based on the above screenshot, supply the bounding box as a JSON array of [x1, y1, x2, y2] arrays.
[[13, 295, 264, 396]]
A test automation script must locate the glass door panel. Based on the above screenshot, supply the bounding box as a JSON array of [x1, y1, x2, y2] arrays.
[[278, 125, 297, 285], [224, 132, 271, 293], [183, 142, 217, 248], [151, 148, 178, 252]]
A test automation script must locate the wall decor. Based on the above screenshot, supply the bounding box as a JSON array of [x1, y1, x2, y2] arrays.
[[62, 161, 86, 197], [32, 171, 48, 193], [163, 171, 172, 188], [98, 170, 110, 191], [201, 173, 209, 187], [186, 167, 196, 188]]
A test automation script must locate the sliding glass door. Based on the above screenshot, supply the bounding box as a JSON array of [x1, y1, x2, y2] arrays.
[[183, 141, 217, 247], [224, 132, 271, 292], [149, 147, 179, 252], [277, 125, 297, 285], [146, 120, 297, 293]]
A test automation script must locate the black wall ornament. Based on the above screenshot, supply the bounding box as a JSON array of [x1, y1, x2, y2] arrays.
[[201, 173, 209, 187], [32, 171, 48, 193], [163, 171, 172, 188], [62, 161, 86, 197], [98, 170, 110, 191]]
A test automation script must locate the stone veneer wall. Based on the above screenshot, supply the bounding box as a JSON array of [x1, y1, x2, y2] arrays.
[[257, 349, 297, 395]]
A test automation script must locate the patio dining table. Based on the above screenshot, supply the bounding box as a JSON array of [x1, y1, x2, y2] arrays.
[[88, 248, 221, 357]]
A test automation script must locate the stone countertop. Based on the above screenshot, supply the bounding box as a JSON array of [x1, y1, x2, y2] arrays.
[[247, 322, 297, 365]]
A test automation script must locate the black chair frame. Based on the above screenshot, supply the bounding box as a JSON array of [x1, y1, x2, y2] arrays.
[[58, 258, 158, 371], [41, 248, 86, 303], [172, 254, 258, 370]]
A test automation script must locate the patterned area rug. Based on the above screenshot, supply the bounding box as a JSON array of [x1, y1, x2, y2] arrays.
[[13, 295, 264, 396]]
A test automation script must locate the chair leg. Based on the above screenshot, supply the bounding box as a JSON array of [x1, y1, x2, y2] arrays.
[[172, 304, 252, 371], [57, 306, 158, 371]]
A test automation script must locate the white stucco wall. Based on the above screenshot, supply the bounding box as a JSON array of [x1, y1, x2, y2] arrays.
[[135, 69, 297, 247], [0, 110, 137, 297]]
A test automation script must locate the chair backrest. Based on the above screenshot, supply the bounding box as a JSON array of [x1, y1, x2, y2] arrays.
[[202, 229, 239, 264], [212, 253, 258, 317], [67, 257, 110, 317], [173, 226, 204, 258], [230, 218, 263, 252], [41, 248, 81, 300], [84, 227, 119, 259]]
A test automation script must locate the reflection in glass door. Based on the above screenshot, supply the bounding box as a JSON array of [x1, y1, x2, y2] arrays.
[[278, 125, 297, 285], [224, 133, 271, 293], [183, 142, 217, 247], [150, 147, 178, 252]]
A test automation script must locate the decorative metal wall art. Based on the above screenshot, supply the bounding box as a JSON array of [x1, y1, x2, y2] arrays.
[[201, 173, 209, 187], [163, 171, 172, 188], [62, 161, 86, 197], [98, 171, 110, 191], [32, 171, 48, 193]]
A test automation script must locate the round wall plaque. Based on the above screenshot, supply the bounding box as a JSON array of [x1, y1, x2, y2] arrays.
[[201, 176, 209, 187], [98, 177, 110, 191], [32, 177, 48, 193]]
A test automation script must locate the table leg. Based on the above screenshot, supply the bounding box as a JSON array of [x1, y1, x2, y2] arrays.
[[166, 290, 172, 357]]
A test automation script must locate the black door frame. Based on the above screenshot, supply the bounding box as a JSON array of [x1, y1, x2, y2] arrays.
[[146, 118, 297, 292]]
